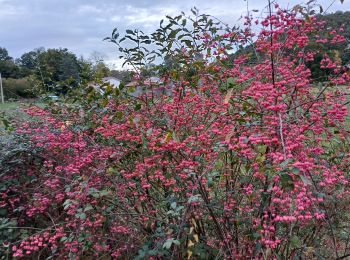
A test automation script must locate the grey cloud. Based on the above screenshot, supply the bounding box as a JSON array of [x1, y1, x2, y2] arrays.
[[0, 0, 349, 68]]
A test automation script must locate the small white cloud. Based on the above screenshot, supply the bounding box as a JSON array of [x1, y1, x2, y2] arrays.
[[77, 4, 103, 14], [0, 3, 25, 17], [123, 5, 181, 27], [96, 17, 108, 22], [111, 15, 121, 22]]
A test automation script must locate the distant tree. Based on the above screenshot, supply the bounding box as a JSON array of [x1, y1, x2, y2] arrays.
[[317, 11, 350, 66], [93, 62, 110, 79], [318, 11, 350, 40], [109, 69, 133, 82], [89, 51, 106, 64], [32, 48, 81, 94], [0, 47, 12, 61], [0, 61, 19, 78], [17, 48, 45, 77], [77, 57, 94, 85], [0, 47, 20, 78], [19, 48, 45, 70]]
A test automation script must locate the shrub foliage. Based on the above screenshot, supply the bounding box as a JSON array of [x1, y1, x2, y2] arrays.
[[1, 2, 350, 259]]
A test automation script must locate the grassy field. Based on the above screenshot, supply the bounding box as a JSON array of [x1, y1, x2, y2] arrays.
[[0, 101, 45, 112], [0, 102, 22, 110], [0, 101, 46, 133]]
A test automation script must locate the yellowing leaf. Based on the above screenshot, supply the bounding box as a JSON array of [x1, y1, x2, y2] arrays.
[[224, 88, 234, 104], [257, 145, 267, 154], [256, 155, 266, 164], [188, 240, 194, 247], [191, 218, 197, 228], [162, 132, 173, 144], [193, 234, 199, 242], [225, 129, 234, 142], [187, 250, 193, 259]]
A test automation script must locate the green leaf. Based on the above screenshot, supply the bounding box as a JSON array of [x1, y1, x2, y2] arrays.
[[115, 111, 123, 120], [280, 173, 294, 191], [135, 103, 142, 111], [319, 5, 323, 13], [63, 199, 73, 210], [101, 98, 108, 107], [257, 145, 267, 154], [75, 212, 86, 220], [291, 167, 300, 175], [280, 159, 292, 168], [60, 237, 68, 243], [163, 239, 173, 249], [168, 30, 178, 39], [84, 204, 93, 212], [290, 235, 302, 249], [170, 202, 177, 209], [163, 238, 180, 249], [252, 232, 262, 239], [114, 88, 120, 96], [182, 40, 192, 48], [99, 190, 110, 196], [188, 195, 201, 203], [300, 175, 312, 186]]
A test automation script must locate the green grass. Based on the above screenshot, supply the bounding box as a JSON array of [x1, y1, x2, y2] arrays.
[[0, 101, 46, 133], [0, 101, 45, 112], [0, 102, 22, 111], [0, 101, 45, 120]]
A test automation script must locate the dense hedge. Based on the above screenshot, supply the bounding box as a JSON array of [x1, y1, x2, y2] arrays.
[[2, 77, 36, 100]]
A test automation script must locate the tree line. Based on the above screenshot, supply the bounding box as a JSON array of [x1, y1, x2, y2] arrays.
[[0, 47, 131, 99]]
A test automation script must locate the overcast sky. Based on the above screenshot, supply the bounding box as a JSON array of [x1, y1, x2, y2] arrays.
[[0, 0, 349, 68]]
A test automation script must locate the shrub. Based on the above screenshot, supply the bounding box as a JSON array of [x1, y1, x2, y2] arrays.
[[1, 2, 350, 259], [2, 77, 37, 100]]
